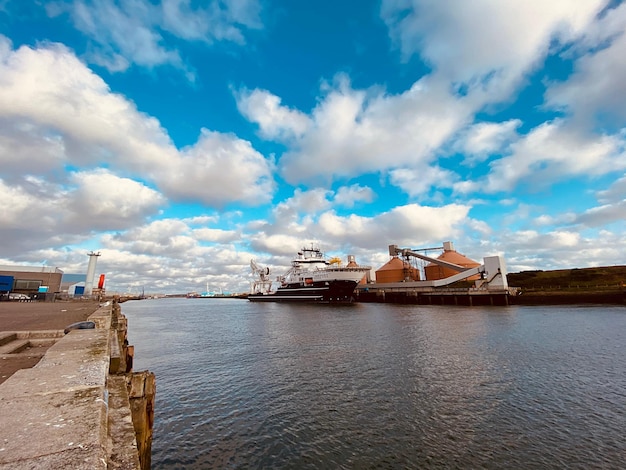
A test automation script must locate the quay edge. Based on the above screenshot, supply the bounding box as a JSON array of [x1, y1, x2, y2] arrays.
[[354, 284, 626, 306], [0, 301, 155, 470], [355, 284, 514, 306]]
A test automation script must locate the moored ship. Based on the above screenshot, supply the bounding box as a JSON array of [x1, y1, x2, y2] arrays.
[[249, 246, 371, 303]]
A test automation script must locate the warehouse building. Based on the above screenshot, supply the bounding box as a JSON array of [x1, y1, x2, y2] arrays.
[[0, 266, 63, 298]]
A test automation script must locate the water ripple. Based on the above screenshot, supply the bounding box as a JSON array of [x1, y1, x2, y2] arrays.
[[122, 300, 626, 469]]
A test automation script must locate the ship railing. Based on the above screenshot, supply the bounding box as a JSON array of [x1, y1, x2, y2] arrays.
[[318, 266, 372, 272]]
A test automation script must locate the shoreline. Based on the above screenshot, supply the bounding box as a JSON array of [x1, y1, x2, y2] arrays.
[[508, 288, 625, 305], [354, 285, 624, 306]]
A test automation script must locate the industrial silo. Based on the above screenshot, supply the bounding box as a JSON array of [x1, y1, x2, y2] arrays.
[[347, 254, 369, 284], [424, 242, 480, 281], [375, 256, 420, 283]]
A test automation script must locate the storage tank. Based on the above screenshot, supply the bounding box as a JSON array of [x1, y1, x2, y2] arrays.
[[346, 254, 368, 284], [375, 256, 420, 283], [424, 242, 480, 281]]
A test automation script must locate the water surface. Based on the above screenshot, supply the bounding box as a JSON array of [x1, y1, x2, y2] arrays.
[[121, 299, 626, 469]]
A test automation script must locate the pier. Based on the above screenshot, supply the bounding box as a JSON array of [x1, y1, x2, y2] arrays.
[[355, 284, 513, 306], [354, 243, 513, 306], [0, 301, 154, 469]]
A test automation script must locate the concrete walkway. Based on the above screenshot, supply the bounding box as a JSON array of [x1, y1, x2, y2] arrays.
[[0, 301, 99, 385], [0, 301, 148, 469]]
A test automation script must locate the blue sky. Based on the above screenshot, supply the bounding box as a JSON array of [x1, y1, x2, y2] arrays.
[[1, 0, 625, 294]]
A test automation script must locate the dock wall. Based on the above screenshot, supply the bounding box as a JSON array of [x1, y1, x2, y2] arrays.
[[355, 284, 626, 306], [355, 285, 512, 306], [0, 302, 155, 469]]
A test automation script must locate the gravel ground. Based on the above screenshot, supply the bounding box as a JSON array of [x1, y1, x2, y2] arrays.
[[0, 300, 101, 384]]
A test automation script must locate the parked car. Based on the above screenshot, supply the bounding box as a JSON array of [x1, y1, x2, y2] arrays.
[[8, 293, 30, 301]]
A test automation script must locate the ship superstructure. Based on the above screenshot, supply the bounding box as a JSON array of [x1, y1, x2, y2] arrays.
[[249, 246, 370, 303]]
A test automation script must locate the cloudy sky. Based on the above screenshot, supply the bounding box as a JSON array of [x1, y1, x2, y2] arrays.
[[1, 0, 625, 294]]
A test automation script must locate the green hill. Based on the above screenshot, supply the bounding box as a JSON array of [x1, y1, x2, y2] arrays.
[[507, 266, 626, 305], [507, 266, 626, 289]]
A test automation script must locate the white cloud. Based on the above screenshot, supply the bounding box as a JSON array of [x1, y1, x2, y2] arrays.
[[452, 180, 479, 195], [574, 201, 626, 228], [86, 217, 252, 291], [244, 202, 472, 275], [381, 0, 606, 101], [559, 174, 626, 228], [65, 0, 178, 71], [102, 218, 241, 261], [0, 40, 275, 207], [234, 1, 624, 201], [533, 213, 577, 227], [101, 219, 194, 257], [545, 3, 626, 128], [129, 218, 189, 240], [0, 171, 163, 255], [159, 129, 275, 206], [193, 227, 240, 243], [162, 0, 261, 43], [240, 75, 472, 186], [0, 119, 67, 178], [484, 120, 626, 192], [597, 174, 626, 203], [46, 0, 262, 73], [235, 88, 311, 139], [466, 219, 492, 237], [66, 169, 165, 230], [274, 188, 332, 215], [183, 215, 219, 225], [0, 178, 62, 231], [361, 203, 464, 243], [317, 203, 471, 249], [80, 243, 253, 292], [494, 227, 626, 271], [454, 120, 522, 163], [333, 184, 375, 208], [0, 39, 278, 259], [0, 40, 177, 174], [389, 165, 457, 197], [248, 233, 308, 258]]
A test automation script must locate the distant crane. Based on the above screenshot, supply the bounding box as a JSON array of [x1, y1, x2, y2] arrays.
[[250, 260, 274, 295]]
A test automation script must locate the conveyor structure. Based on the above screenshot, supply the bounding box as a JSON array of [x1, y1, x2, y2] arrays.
[[388, 244, 509, 290]]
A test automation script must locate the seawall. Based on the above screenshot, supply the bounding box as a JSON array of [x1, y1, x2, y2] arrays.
[[355, 286, 512, 306], [354, 285, 625, 306], [0, 301, 155, 469]]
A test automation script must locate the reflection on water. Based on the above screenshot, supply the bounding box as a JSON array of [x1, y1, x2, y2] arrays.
[[122, 299, 626, 469]]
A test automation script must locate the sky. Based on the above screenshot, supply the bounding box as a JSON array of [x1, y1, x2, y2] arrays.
[[1, 0, 625, 295]]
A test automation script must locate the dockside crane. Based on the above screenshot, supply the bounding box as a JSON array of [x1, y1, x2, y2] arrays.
[[250, 260, 274, 294]]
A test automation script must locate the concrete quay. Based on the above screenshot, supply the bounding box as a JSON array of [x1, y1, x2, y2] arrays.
[[355, 284, 513, 306], [0, 301, 155, 469]]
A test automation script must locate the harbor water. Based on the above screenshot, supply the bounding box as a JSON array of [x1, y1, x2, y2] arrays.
[[121, 298, 626, 469]]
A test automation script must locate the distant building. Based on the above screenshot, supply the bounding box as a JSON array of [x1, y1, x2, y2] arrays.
[[67, 282, 86, 296], [0, 265, 63, 295], [60, 273, 87, 293]]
